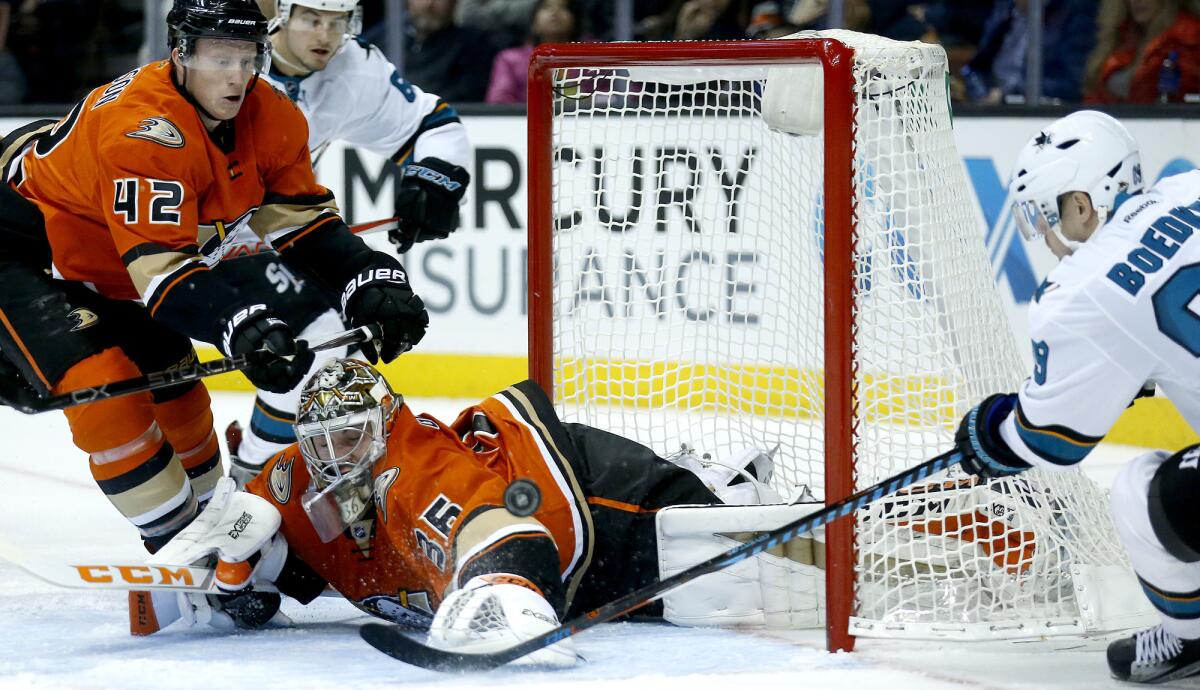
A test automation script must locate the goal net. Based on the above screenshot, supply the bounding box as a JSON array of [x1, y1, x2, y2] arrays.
[[526, 31, 1155, 649]]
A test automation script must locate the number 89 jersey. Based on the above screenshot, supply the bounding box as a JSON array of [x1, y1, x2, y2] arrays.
[[999, 169, 1200, 470], [9, 60, 334, 308]]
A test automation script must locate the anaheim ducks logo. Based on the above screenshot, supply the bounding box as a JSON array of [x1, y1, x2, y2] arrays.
[[268, 455, 294, 503], [126, 117, 185, 148], [68, 308, 99, 332], [373, 467, 400, 523]]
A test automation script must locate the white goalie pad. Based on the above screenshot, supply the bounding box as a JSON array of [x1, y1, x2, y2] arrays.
[[656, 502, 825, 628], [149, 477, 282, 567]]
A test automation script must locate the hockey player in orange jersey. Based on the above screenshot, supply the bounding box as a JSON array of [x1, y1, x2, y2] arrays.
[[145, 358, 789, 666], [0, 0, 427, 630]]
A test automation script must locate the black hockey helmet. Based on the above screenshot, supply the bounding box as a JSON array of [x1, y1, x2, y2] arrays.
[[166, 0, 271, 58]]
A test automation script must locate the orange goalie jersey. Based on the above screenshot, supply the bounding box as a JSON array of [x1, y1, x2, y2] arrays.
[[247, 379, 723, 625], [246, 380, 597, 627], [8, 61, 338, 324]]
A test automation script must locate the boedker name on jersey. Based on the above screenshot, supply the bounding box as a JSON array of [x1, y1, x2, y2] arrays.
[[998, 170, 1200, 469]]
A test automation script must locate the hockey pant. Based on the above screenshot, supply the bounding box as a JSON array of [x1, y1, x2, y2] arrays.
[[0, 257, 220, 550], [1111, 444, 1200, 638]]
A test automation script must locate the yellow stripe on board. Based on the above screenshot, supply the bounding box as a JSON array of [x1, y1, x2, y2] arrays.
[[194, 346, 528, 399], [1108, 397, 1199, 450], [197, 348, 1194, 451]]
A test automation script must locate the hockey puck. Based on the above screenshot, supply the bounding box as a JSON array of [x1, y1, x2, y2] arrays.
[[503, 479, 542, 517]]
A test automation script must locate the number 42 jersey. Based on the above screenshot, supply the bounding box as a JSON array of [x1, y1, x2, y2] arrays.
[[999, 170, 1200, 470]]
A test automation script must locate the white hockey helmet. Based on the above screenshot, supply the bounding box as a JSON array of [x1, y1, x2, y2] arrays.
[[272, 0, 362, 37], [1008, 110, 1143, 251]]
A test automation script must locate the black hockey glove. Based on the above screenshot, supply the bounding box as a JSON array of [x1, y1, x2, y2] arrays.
[[954, 393, 1032, 479], [340, 253, 429, 363], [210, 590, 282, 630], [221, 305, 315, 394], [389, 157, 469, 254]]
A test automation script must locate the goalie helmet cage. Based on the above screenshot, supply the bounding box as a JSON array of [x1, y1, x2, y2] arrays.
[[526, 32, 1153, 652]]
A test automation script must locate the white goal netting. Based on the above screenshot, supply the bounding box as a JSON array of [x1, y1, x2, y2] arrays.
[[532, 31, 1154, 641]]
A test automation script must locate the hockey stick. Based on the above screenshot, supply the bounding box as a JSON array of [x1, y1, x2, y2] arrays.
[[359, 449, 965, 671], [220, 216, 400, 261], [7, 325, 377, 415]]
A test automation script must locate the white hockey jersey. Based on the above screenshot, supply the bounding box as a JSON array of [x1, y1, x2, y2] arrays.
[[999, 170, 1200, 470], [261, 38, 471, 169]]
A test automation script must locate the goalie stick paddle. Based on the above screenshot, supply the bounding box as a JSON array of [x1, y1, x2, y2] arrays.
[[9, 325, 379, 414], [359, 449, 965, 672]]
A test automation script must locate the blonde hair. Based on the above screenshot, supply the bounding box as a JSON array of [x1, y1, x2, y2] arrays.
[[1084, 0, 1200, 92]]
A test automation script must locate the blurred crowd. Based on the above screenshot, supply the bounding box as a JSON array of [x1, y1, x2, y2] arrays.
[[2, 0, 1199, 106]]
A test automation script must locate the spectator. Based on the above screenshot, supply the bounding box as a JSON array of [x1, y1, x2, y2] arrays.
[[0, 1, 25, 104], [672, 0, 750, 40], [637, 0, 749, 41], [405, 0, 498, 102], [486, 0, 583, 104], [9, 0, 104, 103], [958, 0, 1096, 104], [456, 0, 537, 47], [1085, 0, 1200, 103], [746, 1, 799, 38]]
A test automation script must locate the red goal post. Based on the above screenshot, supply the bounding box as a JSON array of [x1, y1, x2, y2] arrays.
[[528, 38, 858, 651]]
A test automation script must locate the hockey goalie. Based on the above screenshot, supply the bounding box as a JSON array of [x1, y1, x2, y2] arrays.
[[142, 357, 830, 665]]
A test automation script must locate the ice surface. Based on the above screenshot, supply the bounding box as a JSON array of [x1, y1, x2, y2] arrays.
[[0, 392, 1183, 689]]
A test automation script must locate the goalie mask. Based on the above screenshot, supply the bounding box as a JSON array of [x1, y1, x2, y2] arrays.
[[294, 357, 400, 541]]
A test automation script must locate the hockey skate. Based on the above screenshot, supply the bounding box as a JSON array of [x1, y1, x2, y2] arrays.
[[1107, 625, 1200, 683]]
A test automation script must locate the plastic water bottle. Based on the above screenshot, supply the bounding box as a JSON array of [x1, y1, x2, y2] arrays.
[[1159, 50, 1181, 103]]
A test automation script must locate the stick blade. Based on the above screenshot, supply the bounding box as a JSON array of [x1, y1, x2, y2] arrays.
[[359, 623, 512, 672]]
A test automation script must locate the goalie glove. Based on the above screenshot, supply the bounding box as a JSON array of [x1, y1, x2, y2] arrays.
[[428, 574, 577, 667], [389, 157, 469, 254], [955, 393, 1032, 479]]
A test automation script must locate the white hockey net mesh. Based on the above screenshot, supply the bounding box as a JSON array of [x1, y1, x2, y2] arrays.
[[536, 32, 1140, 639]]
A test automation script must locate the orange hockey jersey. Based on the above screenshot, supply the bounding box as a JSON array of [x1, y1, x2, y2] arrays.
[[246, 380, 595, 627], [7, 61, 348, 343]]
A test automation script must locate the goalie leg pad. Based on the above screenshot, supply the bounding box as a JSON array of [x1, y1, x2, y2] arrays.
[[148, 477, 283, 568], [656, 502, 825, 628], [1111, 447, 1200, 638]]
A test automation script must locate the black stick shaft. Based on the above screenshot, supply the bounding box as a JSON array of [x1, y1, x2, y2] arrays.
[[15, 326, 376, 414], [361, 448, 965, 671]]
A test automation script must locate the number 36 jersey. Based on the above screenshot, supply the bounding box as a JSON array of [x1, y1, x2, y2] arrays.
[[999, 169, 1200, 470]]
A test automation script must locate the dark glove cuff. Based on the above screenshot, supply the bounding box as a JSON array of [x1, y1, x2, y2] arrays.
[[957, 393, 1031, 476]]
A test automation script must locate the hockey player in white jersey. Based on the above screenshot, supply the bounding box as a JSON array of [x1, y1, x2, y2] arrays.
[[221, 0, 472, 479], [951, 110, 1200, 684]]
